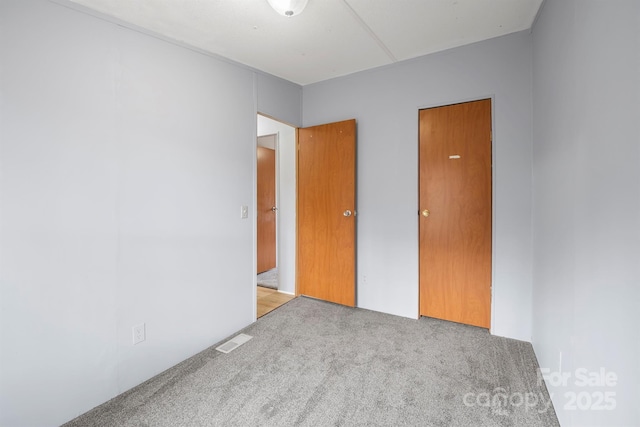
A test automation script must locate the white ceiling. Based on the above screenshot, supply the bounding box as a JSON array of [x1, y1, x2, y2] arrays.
[[67, 0, 544, 86]]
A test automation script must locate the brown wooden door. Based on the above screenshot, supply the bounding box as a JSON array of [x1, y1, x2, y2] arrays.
[[419, 99, 492, 328], [257, 145, 276, 273], [297, 119, 356, 307]]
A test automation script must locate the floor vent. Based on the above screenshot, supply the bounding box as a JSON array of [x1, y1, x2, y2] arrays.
[[215, 333, 253, 354]]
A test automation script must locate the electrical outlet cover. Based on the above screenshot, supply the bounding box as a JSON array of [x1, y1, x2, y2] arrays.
[[133, 323, 146, 345]]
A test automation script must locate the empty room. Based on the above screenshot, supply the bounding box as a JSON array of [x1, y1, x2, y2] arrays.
[[1, 0, 638, 426]]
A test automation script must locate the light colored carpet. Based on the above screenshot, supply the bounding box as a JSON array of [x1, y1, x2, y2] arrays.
[[64, 297, 559, 426], [257, 268, 278, 289]]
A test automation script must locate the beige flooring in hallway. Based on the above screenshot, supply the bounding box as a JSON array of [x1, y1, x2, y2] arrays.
[[257, 286, 295, 318]]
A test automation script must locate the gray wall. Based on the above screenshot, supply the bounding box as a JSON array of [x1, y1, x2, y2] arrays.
[[257, 74, 302, 128], [0, 1, 301, 426], [531, 0, 640, 425], [303, 31, 534, 340]]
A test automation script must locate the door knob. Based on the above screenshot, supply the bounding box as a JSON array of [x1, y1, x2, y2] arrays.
[[343, 210, 352, 217], [271, 206, 278, 212], [421, 209, 430, 217]]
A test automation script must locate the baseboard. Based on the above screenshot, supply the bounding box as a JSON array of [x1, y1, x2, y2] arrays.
[[277, 290, 295, 296]]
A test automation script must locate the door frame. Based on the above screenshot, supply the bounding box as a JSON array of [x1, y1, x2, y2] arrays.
[[254, 113, 298, 320], [417, 95, 496, 332]]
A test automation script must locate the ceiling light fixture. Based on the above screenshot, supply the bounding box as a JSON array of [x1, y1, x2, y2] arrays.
[[267, 0, 309, 17]]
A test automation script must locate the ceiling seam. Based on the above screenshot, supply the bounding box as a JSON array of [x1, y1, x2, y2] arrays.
[[340, 0, 397, 63]]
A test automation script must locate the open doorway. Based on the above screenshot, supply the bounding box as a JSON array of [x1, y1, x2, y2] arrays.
[[256, 114, 296, 317], [257, 135, 277, 276]]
